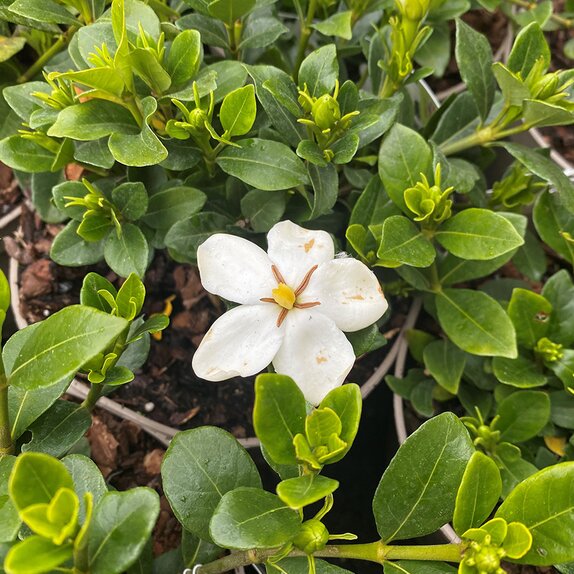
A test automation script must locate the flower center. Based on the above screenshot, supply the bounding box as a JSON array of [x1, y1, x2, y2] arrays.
[[260, 264, 321, 327], [272, 283, 296, 309]]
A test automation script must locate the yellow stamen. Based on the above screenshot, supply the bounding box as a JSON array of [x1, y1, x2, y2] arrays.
[[272, 283, 296, 310]]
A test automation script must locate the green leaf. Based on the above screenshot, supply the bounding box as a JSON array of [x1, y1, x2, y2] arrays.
[[523, 100, 574, 128], [240, 189, 286, 233], [455, 20, 495, 119], [21, 400, 91, 458], [239, 16, 288, 50], [378, 124, 433, 214], [216, 138, 309, 191], [80, 272, 117, 313], [423, 339, 466, 394], [253, 374, 306, 465], [507, 288, 552, 348], [162, 427, 261, 541], [30, 171, 67, 224], [0, 35, 25, 62], [499, 142, 574, 214], [436, 288, 517, 358], [167, 29, 201, 86], [0, 457, 20, 543], [0, 136, 55, 173], [4, 536, 73, 574], [277, 475, 339, 510], [48, 101, 139, 141], [493, 390, 550, 442], [507, 22, 549, 77], [453, 452, 502, 535], [220, 85, 257, 138], [298, 44, 338, 97], [207, 0, 255, 25], [116, 273, 145, 320], [384, 562, 456, 574], [533, 189, 574, 262], [311, 11, 352, 39], [7, 0, 78, 25], [373, 413, 474, 542], [307, 162, 338, 219], [278, 558, 353, 574], [435, 209, 524, 260], [542, 270, 574, 346], [104, 223, 149, 278], [210, 487, 301, 550], [112, 182, 148, 221], [9, 452, 73, 510], [143, 186, 206, 230], [496, 443, 538, 499], [62, 454, 107, 520], [108, 97, 168, 167], [492, 355, 546, 388], [377, 215, 435, 268], [496, 463, 574, 565], [8, 305, 128, 391], [513, 229, 547, 281], [87, 488, 160, 574]]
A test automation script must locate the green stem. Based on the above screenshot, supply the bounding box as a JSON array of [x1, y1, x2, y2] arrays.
[[80, 328, 129, 412], [197, 542, 464, 574], [18, 29, 76, 83], [0, 357, 13, 457], [292, 0, 318, 82]]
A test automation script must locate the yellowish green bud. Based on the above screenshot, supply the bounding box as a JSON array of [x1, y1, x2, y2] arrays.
[[404, 164, 453, 225], [293, 520, 330, 554], [312, 94, 341, 130], [535, 337, 564, 362]]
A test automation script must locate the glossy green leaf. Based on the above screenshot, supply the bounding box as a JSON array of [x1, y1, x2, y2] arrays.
[[62, 454, 107, 520], [507, 22, 549, 77], [384, 561, 456, 574], [307, 162, 338, 219], [239, 16, 288, 50], [493, 390, 550, 442], [207, 0, 255, 25], [8, 305, 128, 391], [210, 487, 301, 550], [423, 339, 466, 394], [496, 463, 574, 565], [21, 400, 91, 458], [112, 182, 148, 221], [220, 85, 256, 137], [455, 20, 495, 119], [0, 457, 20, 543], [492, 355, 546, 388], [87, 488, 160, 574], [542, 271, 574, 346], [453, 452, 502, 535], [167, 29, 201, 86], [4, 536, 73, 574], [436, 288, 517, 358], [240, 189, 286, 232], [435, 209, 524, 260], [277, 475, 339, 509], [143, 186, 206, 230], [0, 136, 55, 173], [311, 11, 352, 39], [8, 0, 78, 25], [216, 138, 308, 191], [377, 216, 435, 268], [378, 124, 433, 214], [162, 427, 261, 540], [507, 288, 552, 348], [373, 413, 474, 542], [104, 223, 149, 279], [253, 374, 306, 465], [533, 189, 574, 263], [298, 44, 338, 97]]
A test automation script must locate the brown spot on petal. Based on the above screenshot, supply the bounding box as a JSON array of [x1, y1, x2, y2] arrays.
[[316, 355, 328, 364], [348, 294, 364, 300], [304, 239, 315, 253]]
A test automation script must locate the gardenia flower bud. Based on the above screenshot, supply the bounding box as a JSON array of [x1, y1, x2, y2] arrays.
[[188, 108, 209, 133], [312, 95, 341, 131], [535, 337, 564, 362], [293, 520, 329, 554]]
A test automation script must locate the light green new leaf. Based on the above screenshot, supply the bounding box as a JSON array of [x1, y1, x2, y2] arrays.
[[436, 288, 517, 358], [8, 306, 128, 391], [435, 209, 524, 260], [277, 475, 339, 510], [210, 487, 301, 550], [373, 413, 474, 542], [167, 29, 202, 86], [506, 22, 550, 77], [507, 288, 552, 348], [496, 463, 574, 565], [311, 11, 353, 40], [4, 536, 73, 574], [453, 452, 502, 535], [220, 85, 257, 137], [162, 427, 261, 541]]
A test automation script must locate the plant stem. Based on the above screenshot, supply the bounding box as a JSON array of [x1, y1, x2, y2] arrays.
[[0, 357, 13, 457], [18, 29, 76, 84], [292, 0, 318, 82], [197, 542, 464, 573], [507, 0, 573, 27]]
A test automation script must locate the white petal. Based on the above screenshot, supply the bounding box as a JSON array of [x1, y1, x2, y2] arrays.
[[266, 221, 335, 288], [300, 258, 389, 332], [198, 234, 276, 304], [273, 309, 355, 405], [192, 304, 285, 381]]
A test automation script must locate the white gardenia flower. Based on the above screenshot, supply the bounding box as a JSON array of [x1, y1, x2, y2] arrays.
[[192, 220, 388, 404]]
